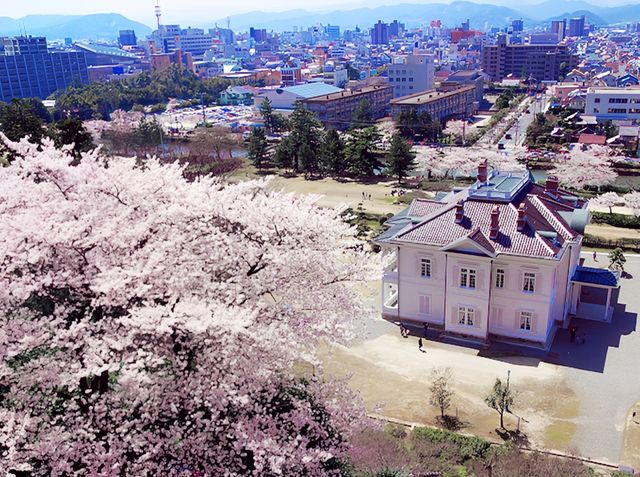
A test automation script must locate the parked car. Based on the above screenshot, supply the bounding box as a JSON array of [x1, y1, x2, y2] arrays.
[[505, 133, 512, 140], [498, 143, 505, 150]]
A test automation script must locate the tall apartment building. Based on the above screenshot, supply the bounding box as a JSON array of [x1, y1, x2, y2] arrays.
[[568, 16, 586, 37], [210, 27, 234, 45], [551, 20, 566, 41], [512, 19, 524, 32], [118, 30, 137, 47], [389, 20, 405, 38], [481, 36, 578, 81], [387, 53, 435, 98], [0, 36, 89, 103], [371, 21, 389, 45], [150, 26, 214, 55], [302, 84, 393, 129], [249, 28, 268, 42], [326, 25, 341, 41]]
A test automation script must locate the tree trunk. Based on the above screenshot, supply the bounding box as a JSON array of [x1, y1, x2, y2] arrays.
[[499, 411, 504, 429]]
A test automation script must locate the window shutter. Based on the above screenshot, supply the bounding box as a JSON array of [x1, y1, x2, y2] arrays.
[[450, 306, 458, 324], [493, 307, 503, 327], [453, 266, 461, 286], [474, 309, 482, 328], [476, 270, 484, 290]]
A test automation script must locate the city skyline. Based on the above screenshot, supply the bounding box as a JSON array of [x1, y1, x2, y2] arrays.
[[2, 0, 637, 27]]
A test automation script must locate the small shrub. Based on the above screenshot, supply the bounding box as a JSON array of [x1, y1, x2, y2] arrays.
[[411, 427, 491, 460]]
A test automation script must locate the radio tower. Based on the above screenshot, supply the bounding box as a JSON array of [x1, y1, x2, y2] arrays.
[[154, 1, 162, 30]]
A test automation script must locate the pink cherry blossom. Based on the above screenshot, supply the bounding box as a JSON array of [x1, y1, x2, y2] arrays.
[[0, 135, 377, 476]]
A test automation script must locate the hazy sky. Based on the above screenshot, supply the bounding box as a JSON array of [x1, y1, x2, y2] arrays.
[[2, 0, 634, 26]]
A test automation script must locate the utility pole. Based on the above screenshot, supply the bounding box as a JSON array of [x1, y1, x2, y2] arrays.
[[201, 93, 206, 124]]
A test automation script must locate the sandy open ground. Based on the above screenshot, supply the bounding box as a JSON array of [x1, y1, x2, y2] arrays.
[[586, 223, 640, 240], [267, 175, 429, 215], [320, 325, 578, 451], [621, 402, 640, 469]]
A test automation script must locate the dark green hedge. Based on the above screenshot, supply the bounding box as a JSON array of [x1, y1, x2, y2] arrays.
[[591, 212, 640, 229], [584, 234, 640, 253]]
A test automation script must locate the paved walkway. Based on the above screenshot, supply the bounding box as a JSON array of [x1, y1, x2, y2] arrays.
[[332, 252, 640, 466], [557, 253, 640, 464]]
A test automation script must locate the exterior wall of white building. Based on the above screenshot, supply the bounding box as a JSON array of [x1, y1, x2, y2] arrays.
[[585, 87, 640, 122], [382, 242, 577, 347], [388, 54, 435, 98]]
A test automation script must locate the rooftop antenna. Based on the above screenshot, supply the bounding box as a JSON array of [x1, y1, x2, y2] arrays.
[[227, 17, 230, 30], [154, 1, 162, 30]]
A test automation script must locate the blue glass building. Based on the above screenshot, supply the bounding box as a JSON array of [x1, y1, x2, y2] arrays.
[[0, 36, 89, 103]]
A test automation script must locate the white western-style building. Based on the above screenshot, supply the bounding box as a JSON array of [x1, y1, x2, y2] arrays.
[[378, 162, 620, 349]]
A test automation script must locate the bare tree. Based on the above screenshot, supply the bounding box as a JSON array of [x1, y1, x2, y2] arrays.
[[429, 367, 455, 418], [485, 376, 514, 429]]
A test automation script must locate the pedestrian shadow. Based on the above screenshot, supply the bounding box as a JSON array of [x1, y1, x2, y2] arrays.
[[546, 304, 637, 373], [478, 304, 637, 373]]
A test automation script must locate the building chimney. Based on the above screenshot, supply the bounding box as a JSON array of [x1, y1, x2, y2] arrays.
[[517, 203, 526, 232], [545, 175, 559, 196], [455, 200, 465, 224], [490, 205, 500, 240], [478, 159, 489, 183]]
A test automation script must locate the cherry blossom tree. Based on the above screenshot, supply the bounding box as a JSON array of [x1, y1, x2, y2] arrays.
[[444, 120, 466, 144], [464, 148, 526, 173], [624, 191, 640, 216], [550, 148, 617, 189], [0, 136, 377, 476], [414, 147, 525, 180], [591, 192, 621, 214]]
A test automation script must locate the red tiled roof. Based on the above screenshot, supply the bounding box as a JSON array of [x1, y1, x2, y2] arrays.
[[407, 199, 448, 217], [467, 228, 496, 254], [578, 134, 607, 145], [398, 201, 561, 258]]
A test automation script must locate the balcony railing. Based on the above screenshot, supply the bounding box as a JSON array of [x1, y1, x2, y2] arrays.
[[384, 292, 399, 309]]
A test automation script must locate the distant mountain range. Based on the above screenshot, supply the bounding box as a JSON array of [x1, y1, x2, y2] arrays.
[[1, 0, 640, 42], [0, 14, 152, 41], [215, 0, 640, 31]]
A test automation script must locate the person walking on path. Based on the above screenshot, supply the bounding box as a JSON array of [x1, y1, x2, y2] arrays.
[[418, 338, 424, 352], [570, 325, 577, 343], [593, 251, 598, 262], [423, 323, 429, 338]]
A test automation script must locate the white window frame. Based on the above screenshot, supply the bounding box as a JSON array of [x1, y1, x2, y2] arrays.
[[495, 268, 505, 289], [457, 305, 475, 326], [420, 257, 432, 278], [523, 272, 536, 293], [519, 311, 533, 331], [460, 267, 477, 289]]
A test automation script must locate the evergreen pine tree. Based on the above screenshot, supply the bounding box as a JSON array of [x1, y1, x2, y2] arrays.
[[385, 133, 417, 183], [247, 127, 269, 170], [321, 128, 345, 176]]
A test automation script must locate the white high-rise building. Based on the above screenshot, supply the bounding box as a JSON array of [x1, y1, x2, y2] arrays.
[[387, 53, 435, 98]]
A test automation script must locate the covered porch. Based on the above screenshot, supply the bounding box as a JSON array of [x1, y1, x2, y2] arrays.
[[570, 266, 620, 322]]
